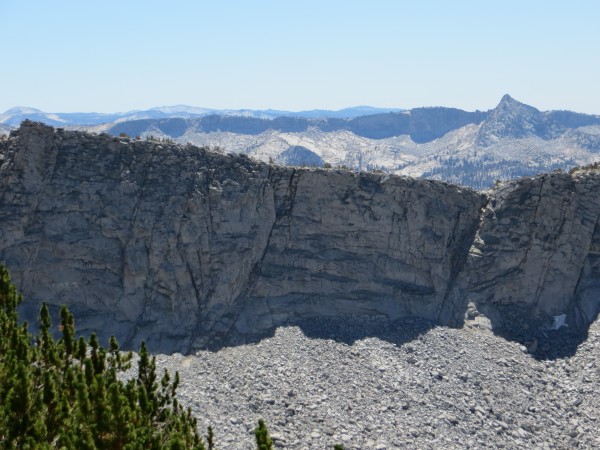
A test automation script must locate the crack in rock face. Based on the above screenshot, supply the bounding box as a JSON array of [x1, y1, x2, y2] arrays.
[[0, 121, 599, 355]]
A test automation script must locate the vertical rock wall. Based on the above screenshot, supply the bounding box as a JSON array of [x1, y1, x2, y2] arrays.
[[0, 122, 599, 352], [234, 170, 484, 342], [463, 172, 600, 334]]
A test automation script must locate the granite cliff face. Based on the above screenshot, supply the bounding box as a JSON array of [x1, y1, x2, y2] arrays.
[[460, 172, 600, 334], [0, 122, 599, 352]]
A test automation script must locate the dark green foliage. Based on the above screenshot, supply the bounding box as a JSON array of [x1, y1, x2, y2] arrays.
[[145, 135, 176, 144], [0, 264, 283, 449], [254, 418, 273, 450], [333, 445, 345, 450], [206, 426, 215, 450], [0, 264, 206, 449]]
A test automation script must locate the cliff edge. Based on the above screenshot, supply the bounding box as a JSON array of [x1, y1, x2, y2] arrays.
[[1, 122, 599, 353]]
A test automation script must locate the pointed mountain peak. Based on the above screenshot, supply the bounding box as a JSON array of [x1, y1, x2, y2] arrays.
[[496, 94, 528, 109], [477, 95, 547, 146], [490, 95, 541, 117]]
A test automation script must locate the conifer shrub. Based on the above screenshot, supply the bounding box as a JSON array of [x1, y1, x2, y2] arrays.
[[0, 264, 205, 449], [254, 418, 273, 450]]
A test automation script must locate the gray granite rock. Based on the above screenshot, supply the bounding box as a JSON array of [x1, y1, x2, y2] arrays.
[[146, 315, 600, 449], [0, 121, 599, 353], [461, 172, 600, 337]]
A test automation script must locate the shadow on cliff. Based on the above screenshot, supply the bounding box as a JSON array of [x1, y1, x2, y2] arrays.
[[488, 322, 593, 361], [472, 305, 596, 361], [203, 316, 437, 354], [204, 313, 596, 362]]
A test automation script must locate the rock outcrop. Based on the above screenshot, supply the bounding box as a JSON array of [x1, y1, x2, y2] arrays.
[[0, 122, 599, 352], [459, 172, 600, 335]]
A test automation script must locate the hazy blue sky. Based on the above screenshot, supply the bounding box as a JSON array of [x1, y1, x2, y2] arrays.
[[2, 0, 599, 114]]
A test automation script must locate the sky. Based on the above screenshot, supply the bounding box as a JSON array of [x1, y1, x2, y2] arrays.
[[1, 0, 599, 114]]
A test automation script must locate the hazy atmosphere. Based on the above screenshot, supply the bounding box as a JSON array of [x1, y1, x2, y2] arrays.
[[2, 0, 599, 114]]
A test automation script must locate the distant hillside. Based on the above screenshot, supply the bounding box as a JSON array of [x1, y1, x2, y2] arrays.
[[99, 96, 600, 189], [4, 97, 600, 189], [104, 109, 486, 142]]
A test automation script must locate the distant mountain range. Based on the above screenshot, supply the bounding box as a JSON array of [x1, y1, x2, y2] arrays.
[[0, 105, 406, 127], [2, 96, 599, 189]]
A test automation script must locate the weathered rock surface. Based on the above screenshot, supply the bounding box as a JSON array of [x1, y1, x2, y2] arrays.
[[150, 315, 600, 449], [0, 121, 599, 352], [460, 172, 600, 341]]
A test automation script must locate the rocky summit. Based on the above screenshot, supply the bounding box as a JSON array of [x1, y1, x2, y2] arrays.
[[0, 121, 599, 357]]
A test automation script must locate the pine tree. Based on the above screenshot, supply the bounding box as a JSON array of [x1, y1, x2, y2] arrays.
[[254, 418, 273, 450], [0, 264, 207, 449], [206, 426, 216, 450], [0, 264, 281, 449]]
